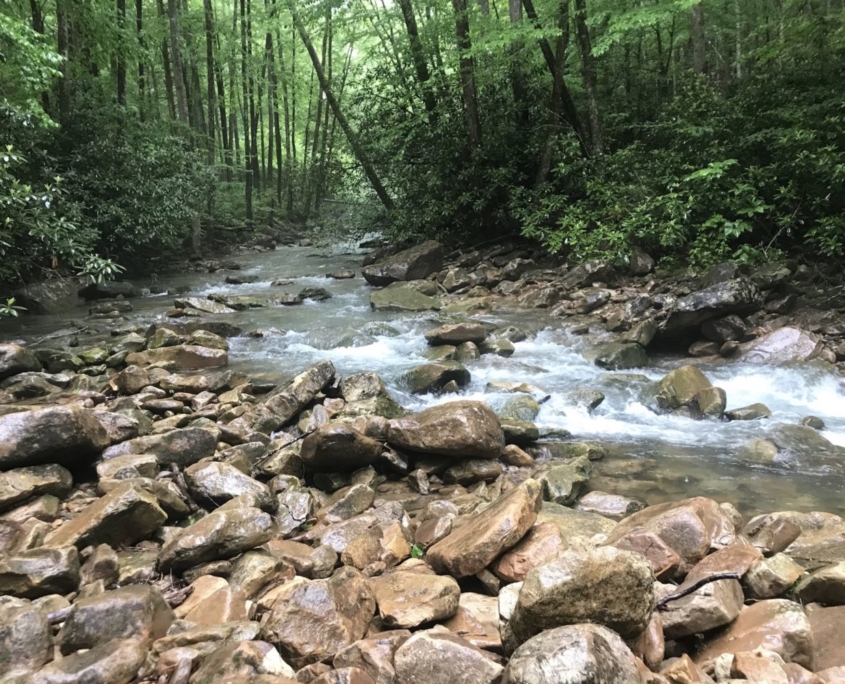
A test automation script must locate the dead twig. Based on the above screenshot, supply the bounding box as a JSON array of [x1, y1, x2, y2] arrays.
[[656, 572, 742, 610]]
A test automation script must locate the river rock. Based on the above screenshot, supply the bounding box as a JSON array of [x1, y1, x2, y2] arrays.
[[333, 631, 411, 684], [339, 372, 405, 419], [739, 327, 822, 364], [654, 364, 721, 416], [589, 342, 648, 370], [101, 427, 216, 466], [185, 461, 273, 510], [0, 344, 41, 381], [0, 405, 110, 469], [498, 395, 540, 421], [59, 584, 173, 653], [424, 323, 488, 346], [504, 624, 644, 683], [362, 240, 443, 286], [744, 553, 805, 599], [536, 457, 591, 506], [500, 419, 540, 446], [726, 403, 772, 421], [427, 479, 542, 577], [190, 640, 295, 684], [369, 570, 460, 628], [0, 546, 79, 598], [301, 423, 383, 472], [659, 575, 744, 639], [695, 599, 813, 670], [261, 567, 375, 667], [78, 281, 139, 300], [659, 278, 763, 338], [387, 400, 504, 459], [510, 546, 654, 645], [629, 247, 655, 276], [0, 598, 53, 676], [174, 296, 236, 314], [36, 638, 146, 684], [45, 482, 166, 549], [605, 497, 735, 575], [807, 603, 845, 671], [795, 561, 845, 605], [742, 513, 804, 555], [369, 284, 441, 312], [491, 521, 565, 583], [125, 344, 228, 370], [561, 260, 615, 289], [260, 360, 336, 431], [159, 506, 274, 571], [0, 464, 72, 512], [401, 362, 470, 394], [392, 631, 503, 684]]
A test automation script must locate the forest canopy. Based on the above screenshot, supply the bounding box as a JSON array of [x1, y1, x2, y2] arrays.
[[1, 0, 843, 284]]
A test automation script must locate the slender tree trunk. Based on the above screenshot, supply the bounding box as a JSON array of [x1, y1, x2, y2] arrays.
[[291, 26, 297, 165], [574, 0, 603, 156], [136, 0, 146, 119], [57, 0, 70, 129], [267, 29, 283, 205], [452, 0, 482, 149], [287, 0, 395, 210], [213, 32, 231, 177], [301, 68, 315, 194], [203, 0, 216, 166], [239, 0, 253, 220], [509, 0, 528, 128], [396, 0, 437, 117], [168, 0, 190, 124], [277, 26, 294, 212], [691, 2, 706, 74], [304, 3, 330, 215], [535, 0, 570, 186], [158, 0, 176, 119], [318, 42, 352, 210], [117, 0, 127, 105]]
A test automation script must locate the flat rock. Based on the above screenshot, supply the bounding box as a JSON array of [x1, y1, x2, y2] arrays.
[[427, 479, 542, 578], [510, 546, 654, 644], [260, 360, 336, 431], [301, 424, 383, 472], [45, 482, 166, 549], [261, 567, 376, 668], [0, 405, 110, 469], [369, 570, 460, 628], [159, 506, 274, 572], [125, 344, 228, 370], [0, 546, 79, 598], [424, 323, 488, 346], [504, 624, 644, 684], [101, 427, 216, 467], [185, 461, 273, 510], [36, 638, 146, 684], [387, 400, 504, 459], [59, 585, 174, 653], [362, 241, 444, 286], [392, 630, 503, 684], [807, 603, 845, 671], [0, 464, 72, 512], [738, 327, 822, 364], [370, 285, 440, 312], [491, 521, 566, 583], [0, 344, 41, 382]]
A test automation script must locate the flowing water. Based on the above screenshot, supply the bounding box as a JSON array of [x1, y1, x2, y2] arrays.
[[5, 243, 845, 517]]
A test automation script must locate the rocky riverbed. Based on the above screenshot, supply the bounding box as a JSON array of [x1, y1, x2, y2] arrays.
[[1, 239, 845, 683]]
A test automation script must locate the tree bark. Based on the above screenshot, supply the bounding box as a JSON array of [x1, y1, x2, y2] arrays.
[[535, 0, 570, 186], [452, 0, 482, 150], [56, 0, 70, 129], [167, 0, 190, 124], [691, 2, 706, 74], [396, 0, 437, 117], [203, 0, 216, 165], [574, 0, 603, 156], [287, 0, 395, 210], [157, 0, 176, 119], [136, 0, 146, 119], [239, 0, 253, 220], [117, 0, 127, 105]]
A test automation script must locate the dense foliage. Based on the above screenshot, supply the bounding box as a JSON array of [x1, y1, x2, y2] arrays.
[[0, 0, 843, 286]]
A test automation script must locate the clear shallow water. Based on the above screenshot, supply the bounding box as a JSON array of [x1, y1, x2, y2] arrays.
[[3, 244, 845, 516]]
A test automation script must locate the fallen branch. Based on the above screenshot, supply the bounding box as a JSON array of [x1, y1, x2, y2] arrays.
[[656, 572, 742, 610]]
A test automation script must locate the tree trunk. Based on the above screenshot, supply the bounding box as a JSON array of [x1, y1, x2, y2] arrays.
[[535, 0, 570, 186], [157, 0, 176, 119], [239, 0, 253, 220], [574, 0, 603, 156], [57, 0, 70, 129], [136, 0, 145, 119], [167, 0, 189, 123], [691, 2, 706, 74], [509, 0, 528, 128], [203, 0, 216, 166], [117, 0, 127, 105], [318, 42, 352, 210], [277, 26, 294, 212], [452, 0, 481, 150], [396, 0, 437, 117], [287, 0, 395, 210]]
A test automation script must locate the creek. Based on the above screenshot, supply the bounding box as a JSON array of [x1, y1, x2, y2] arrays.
[[5, 243, 845, 517]]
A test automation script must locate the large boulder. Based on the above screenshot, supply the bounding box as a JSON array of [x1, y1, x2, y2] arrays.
[[503, 624, 644, 684], [695, 599, 813, 670], [78, 281, 139, 300], [159, 506, 274, 571], [13, 278, 80, 315], [738, 327, 823, 364], [0, 598, 53, 676], [392, 630, 503, 684], [369, 570, 460, 629], [561, 260, 615, 290], [339, 372, 405, 419], [401, 362, 470, 395], [261, 567, 376, 668], [370, 284, 441, 312], [604, 497, 735, 576], [45, 482, 166, 549], [654, 364, 726, 417], [300, 424, 383, 472], [260, 360, 336, 431], [59, 585, 174, 653], [387, 400, 504, 459], [184, 461, 273, 510], [100, 428, 216, 467], [0, 464, 72, 511], [0, 344, 41, 381], [424, 323, 488, 346], [589, 342, 648, 370], [125, 345, 228, 370], [427, 479, 542, 577], [658, 278, 763, 338], [36, 638, 146, 684], [510, 547, 654, 644], [0, 405, 110, 469], [362, 241, 444, 286]]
